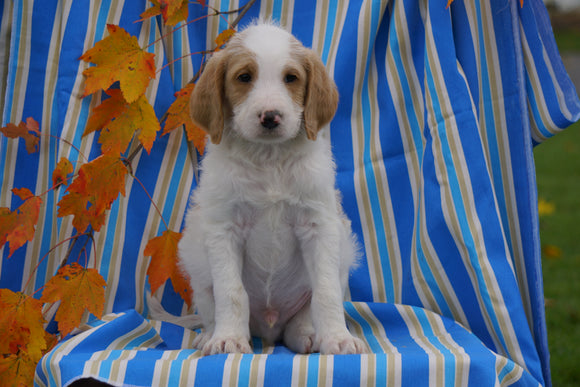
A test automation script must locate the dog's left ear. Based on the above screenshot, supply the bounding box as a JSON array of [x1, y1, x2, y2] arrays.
[[303, 50, 339, 140]]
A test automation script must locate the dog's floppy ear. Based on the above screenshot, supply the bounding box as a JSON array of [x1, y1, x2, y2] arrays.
[[303, 50, 339, 140], [190, 51, 228, 144]]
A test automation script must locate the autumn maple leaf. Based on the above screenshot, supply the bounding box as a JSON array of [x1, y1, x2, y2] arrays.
[[0, 117, 40, 154], [162, 83, 206, 154], [144, 230, 192, 307], [215, 28, 236, 48], [40, 263, 107, 338], [140, 0, 189, 26], [0, 289, 47, 362], [80, 24, 156, 103], [57, 154, 128, 233], [84, 89, 160, 154], [0, 188, 42, 258], [0, 352, 38, 387], [52, 157, 74, 188]]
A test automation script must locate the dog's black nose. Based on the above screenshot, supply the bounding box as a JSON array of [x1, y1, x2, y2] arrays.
[[260, 110, 281, 130]]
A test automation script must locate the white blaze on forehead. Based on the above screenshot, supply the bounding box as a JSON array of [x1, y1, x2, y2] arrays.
[[240, 24, 294, 69]]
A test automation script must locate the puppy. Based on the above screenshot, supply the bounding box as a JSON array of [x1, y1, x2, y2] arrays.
[[178, 22, 366, 355]]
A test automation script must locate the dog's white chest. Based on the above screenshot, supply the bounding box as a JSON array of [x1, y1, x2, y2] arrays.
[[243, 203, 299, 275]]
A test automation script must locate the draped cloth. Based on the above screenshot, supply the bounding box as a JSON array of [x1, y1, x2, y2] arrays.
[[1, 0, 578, 386]]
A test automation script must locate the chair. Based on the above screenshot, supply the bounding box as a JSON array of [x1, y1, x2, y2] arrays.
[[1, 0, 578, 385]]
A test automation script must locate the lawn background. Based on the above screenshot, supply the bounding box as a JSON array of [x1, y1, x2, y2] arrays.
[[534, 11, 580, 386]]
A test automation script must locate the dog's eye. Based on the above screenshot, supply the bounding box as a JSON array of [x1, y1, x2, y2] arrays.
[[237, 73, 252, 83], [284, 74, 298, 83]]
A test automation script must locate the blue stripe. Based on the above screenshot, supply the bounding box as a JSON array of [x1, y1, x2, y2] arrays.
[[271, 0, 283, 21], [171, 22, 183, 91], [424, 52, 508, 355], [359, 1, 394, 302], [415, 308, 456, 387], [1, 0, 22, 123], [236, 354, 254, 387], [331, 0, 373, 301], [306, 353, 320, 387], [320, 1, 337, 65], [344, 302, 382, 352]]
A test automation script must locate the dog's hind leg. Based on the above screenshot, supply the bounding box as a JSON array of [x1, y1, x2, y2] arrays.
[[283, 301, 316, 353]]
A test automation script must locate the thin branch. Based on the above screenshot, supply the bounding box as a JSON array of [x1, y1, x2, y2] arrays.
[[26, 232, 90, 294], [127, 160, 170, 231]]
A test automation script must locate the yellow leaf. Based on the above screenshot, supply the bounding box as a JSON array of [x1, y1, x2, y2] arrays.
[[538, 198, 555, 217], [0, 289, 46, 361], [215, 28, 236, 48], [40, 263, 107, 337], [80, 24, 156, 103]]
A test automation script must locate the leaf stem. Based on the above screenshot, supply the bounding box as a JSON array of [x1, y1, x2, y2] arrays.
[[26, 232, 90, 296], [125, 158, 170, 231]]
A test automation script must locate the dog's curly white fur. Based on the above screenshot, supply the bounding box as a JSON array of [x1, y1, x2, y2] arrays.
[[178, 22, 366, 355]]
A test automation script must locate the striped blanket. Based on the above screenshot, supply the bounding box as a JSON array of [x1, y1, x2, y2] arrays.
[[1, 0, 579, 386]]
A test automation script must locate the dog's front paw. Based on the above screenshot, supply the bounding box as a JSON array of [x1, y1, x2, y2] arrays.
[[202, 335, 252, 355], [284, 329, 316, 354], [317, 333, 368, 354], [192, 330, 212, 350]]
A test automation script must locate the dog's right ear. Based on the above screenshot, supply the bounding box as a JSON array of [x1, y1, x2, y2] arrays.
[[190, 51, 227, 144]]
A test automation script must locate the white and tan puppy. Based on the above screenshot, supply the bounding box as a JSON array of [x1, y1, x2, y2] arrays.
[[178, 22, 366, 355]]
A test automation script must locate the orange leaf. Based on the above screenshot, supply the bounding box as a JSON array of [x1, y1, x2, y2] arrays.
[[139, 0, 188, 26], [0, 118, 40, 154], [52, 157, 74, 188], [144, 230, 192, 306], [12, 187, 34, 201], [542, 244, 562, 259], [170, 267, 193, 308], [215, 28, 236, 48], [57, 154, 128, 232], [161, 0, 189, 26], [85, 89, 160, 154], [80, 24, 156, 103], [139, 0, 163, 21], [0, 190, 42, 258], [0, 352, 38, 387], [162, 83, 206, 154], [0, 289, 46, 361], [40, 263, 107, 338]]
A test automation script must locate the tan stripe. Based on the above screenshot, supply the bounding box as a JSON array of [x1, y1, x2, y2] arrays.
[[397, 305, 445, 386], [423, 7, 525, 368], [387, 2, 424, 202], [417, 197, 469, 327], [291, 355, 308, 387], [108, 350, 138, 384], [349, 303, 401, 387], [278, 0, 294, 31], [224, 353, 242, 386], [351, 0, 387, 303], [0, 1, 12, 113], [475, 1, 533, 336], [313, 0, 329, 56], [9, 0, 31, 121], [520, 27, 552, 143], [368, 57, 403, 303], [424, 311, 471, 387], [248, 354, 266, 386], [179, 350, 203, 384]]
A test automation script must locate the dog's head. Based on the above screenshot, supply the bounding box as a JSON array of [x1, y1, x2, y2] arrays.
[[190, 23, 339, 144]]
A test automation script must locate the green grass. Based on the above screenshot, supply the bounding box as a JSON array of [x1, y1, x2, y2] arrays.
[[534, 121, 580, 386], [553, 28, 580, 53]]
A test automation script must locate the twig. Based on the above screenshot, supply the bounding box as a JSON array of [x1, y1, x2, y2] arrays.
[[126, 0, 256, 167]]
